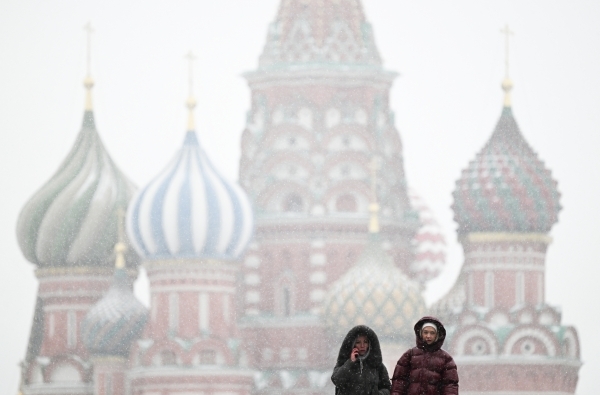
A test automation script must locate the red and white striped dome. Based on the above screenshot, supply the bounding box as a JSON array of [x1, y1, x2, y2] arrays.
[[408, 189, 447, 283]]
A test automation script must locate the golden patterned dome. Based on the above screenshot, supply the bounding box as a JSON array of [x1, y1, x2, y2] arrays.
[[323, 234, 426, 341]]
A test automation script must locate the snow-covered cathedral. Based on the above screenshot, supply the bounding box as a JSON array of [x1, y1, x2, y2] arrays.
[[15, 1, 581, 395]]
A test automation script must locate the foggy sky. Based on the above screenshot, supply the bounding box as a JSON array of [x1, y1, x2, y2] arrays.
[[1, 0, 599, 393]]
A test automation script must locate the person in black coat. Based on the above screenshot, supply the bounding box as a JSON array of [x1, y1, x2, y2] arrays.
[[331, 325, 391, 395]]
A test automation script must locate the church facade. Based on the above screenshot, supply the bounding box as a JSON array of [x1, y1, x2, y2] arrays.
[[15, 1, 580, 395]]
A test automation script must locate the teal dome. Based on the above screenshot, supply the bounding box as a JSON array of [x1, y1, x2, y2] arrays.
[[81, 266, 148, 357], [16, 109, 138, 268]]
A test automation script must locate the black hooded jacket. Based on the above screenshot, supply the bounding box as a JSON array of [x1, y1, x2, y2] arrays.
[[331, 325, 391, 395]]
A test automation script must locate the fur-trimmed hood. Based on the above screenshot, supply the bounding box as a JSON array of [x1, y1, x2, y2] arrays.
[[335, 325, 384, 368]]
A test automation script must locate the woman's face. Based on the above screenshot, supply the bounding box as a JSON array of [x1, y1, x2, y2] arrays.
[[354, 335, 369, 356], [421, 327, 437, 344]]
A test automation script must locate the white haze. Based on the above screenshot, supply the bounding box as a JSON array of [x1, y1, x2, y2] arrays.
[[1, 0, 599, 393]]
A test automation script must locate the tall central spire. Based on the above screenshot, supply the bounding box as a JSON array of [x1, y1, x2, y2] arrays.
[[258, 0, 382, 71]]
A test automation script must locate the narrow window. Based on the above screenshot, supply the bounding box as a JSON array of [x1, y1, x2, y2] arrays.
[[283, 287, 291, 316], [222, 295, 230, 324], [199, 293, 209, 333], [67, 311, 76, 348], [537, 273, 544, 305], [169, 293, 179, 333], [105, 375, 112, 395], [467, 273, 474, 305], [516, 272, 525, 305], [151, 295, 157, 323], [48, 313, 55, 338], [484, 272, 494, 309]]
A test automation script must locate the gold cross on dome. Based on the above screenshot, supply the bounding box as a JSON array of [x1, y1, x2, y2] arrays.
[[82, 22, 95, 110], [500, 24, 514, 79], [83, 22, 94, 77], [184, 51, 197, 130], [185, 51, 196, 97]]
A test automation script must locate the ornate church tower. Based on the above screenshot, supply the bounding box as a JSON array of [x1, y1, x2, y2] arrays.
[[238, 0, 419, 384], [125, 56, 255, 395], [432, 27, 581, 394], [16, 26, 139, 395]]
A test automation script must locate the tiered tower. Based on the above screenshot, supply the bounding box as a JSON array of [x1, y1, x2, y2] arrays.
[[432, 27, 581, 394], [16, 25, 138, 395], [125, 55, 255, 395], [323, 159, 426, 373], [238, 1, 420, 389]]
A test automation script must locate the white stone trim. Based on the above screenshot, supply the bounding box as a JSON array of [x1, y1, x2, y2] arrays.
[[245, 291, 260, 304], [563, 329, 579, 359], [38, 291, 105, 299], [244, 273, 260, 285], [455, 356, 581, 367], [454, 327, 498, 356], [150, 285, 235, 294], [23, 383, 93, 395], [465, 263, 544, 272], [503, 327, 557, 357], [310, 289, 326, 302], [127, 366, 256, 380], [244, 256, 260, 268], [309, 271, 326, 284], [146, 270, 236, 282], [310, 253, 326, 266], [43, 304, 91, 312]]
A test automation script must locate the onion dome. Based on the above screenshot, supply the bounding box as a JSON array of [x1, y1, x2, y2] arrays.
[[323, 234, 426, 340], [16, 74, 138, 268], [452, 79, 561, 235], [258, 0, 382, 71], [127, 68, 253, 261], [408, 189, 447, 283], [81, 240, 148, 357], [323, 170, 425, 340]]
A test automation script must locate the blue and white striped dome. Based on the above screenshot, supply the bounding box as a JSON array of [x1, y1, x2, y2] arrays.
[[127, 131, 253, 260]]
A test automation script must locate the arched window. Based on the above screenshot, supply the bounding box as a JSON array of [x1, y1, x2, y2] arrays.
[[199, 350, 216, 365], [276, 274, 295, 317], [282, 287, 292, 316], [336, 194, 357, 212], [283, 193, 303, 212], [160, 350, 177, 366]]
